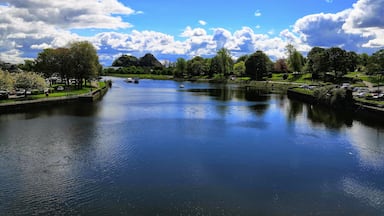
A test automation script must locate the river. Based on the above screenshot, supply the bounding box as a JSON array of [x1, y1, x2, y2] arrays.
[[0, 77, 383, 215]]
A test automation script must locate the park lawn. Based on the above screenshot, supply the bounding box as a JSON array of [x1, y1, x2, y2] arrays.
[[1, 81, 106, 102], [344, 71, 383, 86], [268, 72, 314, 84], [30, 88, 92, 99]]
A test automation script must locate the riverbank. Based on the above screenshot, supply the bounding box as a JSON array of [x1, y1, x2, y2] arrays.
[[0, 81, 111, 114], [287, 88, 384, 121]]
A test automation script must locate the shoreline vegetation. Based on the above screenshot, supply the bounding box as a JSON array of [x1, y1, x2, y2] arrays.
[[0, 80, 111, 114]]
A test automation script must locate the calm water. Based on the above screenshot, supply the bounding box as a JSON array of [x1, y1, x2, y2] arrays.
[[1, 78, 384, 215]]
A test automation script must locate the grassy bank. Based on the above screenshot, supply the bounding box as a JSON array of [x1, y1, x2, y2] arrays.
[[0, 81, 107, 104]]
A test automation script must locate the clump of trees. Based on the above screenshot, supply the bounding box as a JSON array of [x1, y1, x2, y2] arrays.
[[0, 69, 47, 96], [35, 41, 101, 88]]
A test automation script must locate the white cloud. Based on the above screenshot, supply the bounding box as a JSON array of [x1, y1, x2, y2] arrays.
[[199, 20, 207, 26], [343, 0, 384, 48], [0, 0, 137, 63], [1, 0, 383, 66]]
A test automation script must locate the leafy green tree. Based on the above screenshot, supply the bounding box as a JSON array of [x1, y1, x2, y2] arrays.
[[327, 47, 348, 78], [175, 58, 187, 78], [236, 55, 248, 63], [233, 61, 245, 76], [370, 49, 384, 71], [245, 50, 270, 80], [216, 48, 233, 75], [19, 60, 36, 72], [286, 44, 304, 72], [187, 56, 207, 77], [345, 51, 358, 73], [358, 53, 370, 72], [35, 48, 58, 78], [209, 56, 220, 78], [306, 47, 329, 79], [69, 41, 101, 88]]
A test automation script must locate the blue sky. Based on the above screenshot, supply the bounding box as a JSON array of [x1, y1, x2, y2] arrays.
[[0, 0, 383, 66]]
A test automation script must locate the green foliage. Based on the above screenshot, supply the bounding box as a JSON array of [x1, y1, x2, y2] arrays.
[[69, 41, 100, 88], [35, 41, 101, 89], [187, 56, 208, 77], [215, 48, 233, 75], [313, 86, 353, 107], [286, 44, 304, 72], [245, 50, 270, 80], [233, 61, 245, 76], [175, 58, 187, 78]]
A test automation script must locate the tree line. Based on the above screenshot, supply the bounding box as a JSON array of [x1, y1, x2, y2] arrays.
[[16, 41, 102, 89], [106, 45, 384, 83]]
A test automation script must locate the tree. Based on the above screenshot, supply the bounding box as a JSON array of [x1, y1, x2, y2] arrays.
[[306, 47, 329, 79], [19, 60, 36, 72], [345, 51, 358, 73], [274, 59, 288, 72], [175, 58, 187, 78], [245, 50, 270, 80], [216, 48, 233, 76], [358, 53, 370, 72], [35, 48, 58, 78], [0, 69, 14, 90], [13, 72, 47, 97], [286, 44, 303, 72], [233, 61, 246, 76], [236, 55, 249, 63], [327, 47, 348, 79], [69, 41, 101, 88], [370, 49, 384, 71], [187, 56, 207, 77]]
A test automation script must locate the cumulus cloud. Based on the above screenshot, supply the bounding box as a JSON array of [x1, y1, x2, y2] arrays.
[[343, 0, 384, 48], [0, 0, 136, 63], [1, 0, 383, 66], [291, 8, 377, 53]]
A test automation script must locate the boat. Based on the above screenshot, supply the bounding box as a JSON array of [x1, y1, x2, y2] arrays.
[[134, 78, 139, 84], [126, 77, 133, 83], [179, 84, 184, 88]]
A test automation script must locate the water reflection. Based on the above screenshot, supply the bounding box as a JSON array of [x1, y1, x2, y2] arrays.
[[343, 177, 384, 209], [348, 122, 384, 169]]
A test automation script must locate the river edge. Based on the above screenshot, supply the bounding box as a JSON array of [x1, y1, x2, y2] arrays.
[[287, 88, 384, 122], [0, 83, 110, 114]]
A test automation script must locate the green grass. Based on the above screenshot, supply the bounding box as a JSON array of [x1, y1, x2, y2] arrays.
[[355, 98, 384, 106], [289, 87, 314, 96], [1, 81, 107, 103], [267, 73, 315, 84]]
